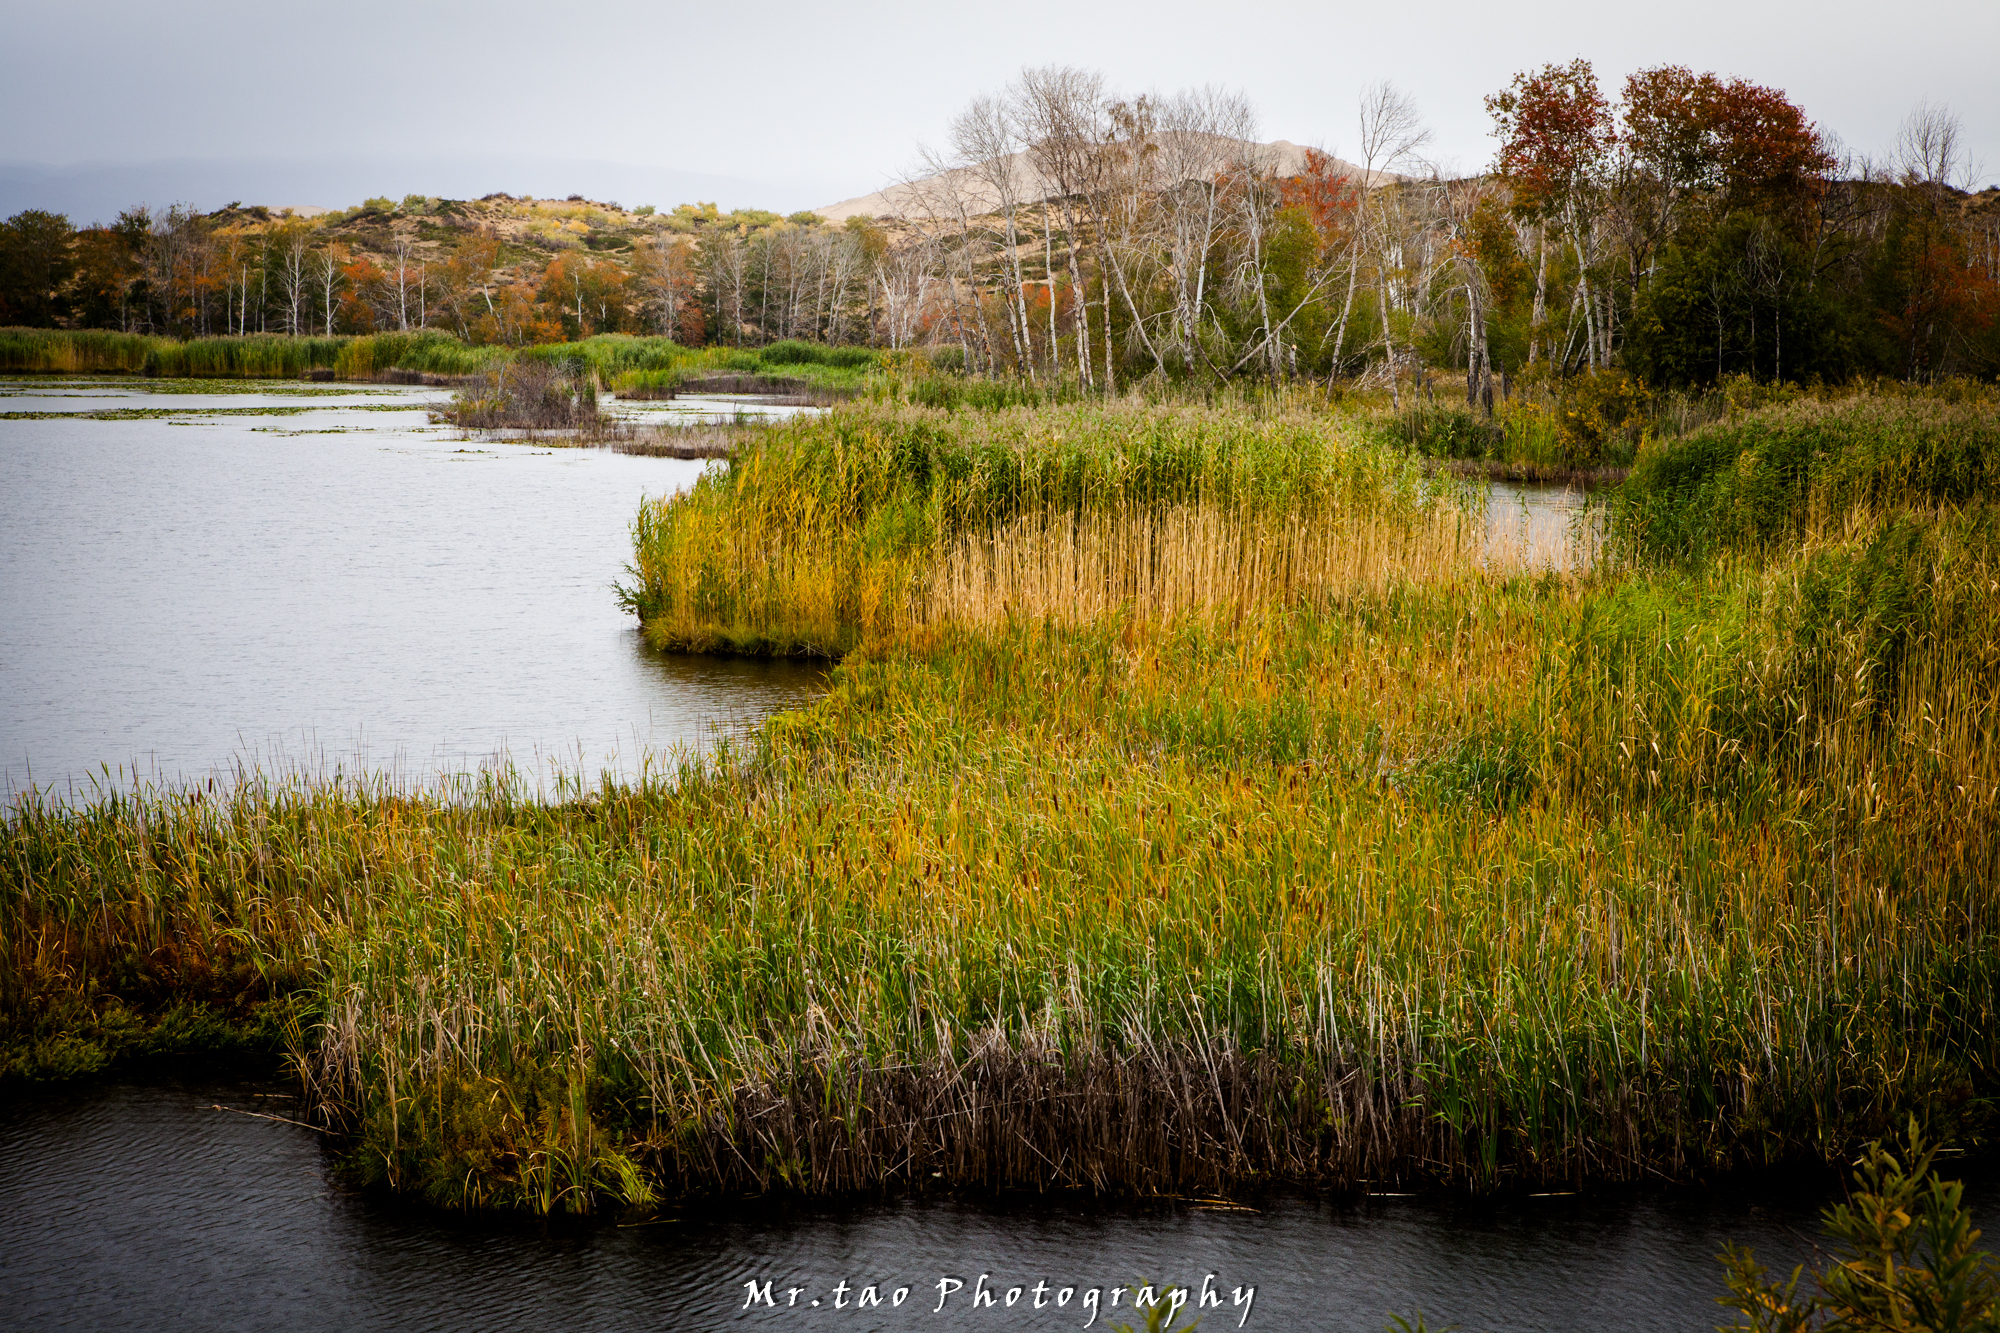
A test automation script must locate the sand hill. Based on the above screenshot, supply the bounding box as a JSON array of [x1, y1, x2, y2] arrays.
[[814, 139, 1402, 223]]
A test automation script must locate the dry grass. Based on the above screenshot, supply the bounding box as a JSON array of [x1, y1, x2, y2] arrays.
[[6, 395, 1998, 1215]]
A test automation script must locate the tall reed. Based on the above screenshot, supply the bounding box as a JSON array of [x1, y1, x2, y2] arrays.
[[1, 328, 506, 380], [0, 327, 170, 373], [6, 395, 1997, 1215], [621, 402, 1455, 654]]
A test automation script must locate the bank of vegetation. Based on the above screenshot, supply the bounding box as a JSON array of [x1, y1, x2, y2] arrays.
[[6, 386, 1998, 1217], [0, 325, 884, 387]]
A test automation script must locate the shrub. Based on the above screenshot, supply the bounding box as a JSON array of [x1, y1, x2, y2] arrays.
[[1718, 1122, 1999, 1331], [1611, 397, 2000, 561], [443, 358, 598, 430]]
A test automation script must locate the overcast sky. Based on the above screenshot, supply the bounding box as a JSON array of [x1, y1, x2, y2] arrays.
[[2, 0, 1994, 222]]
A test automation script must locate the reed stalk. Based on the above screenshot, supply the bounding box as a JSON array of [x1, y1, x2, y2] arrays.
[[5, 394, 1997, 1213]]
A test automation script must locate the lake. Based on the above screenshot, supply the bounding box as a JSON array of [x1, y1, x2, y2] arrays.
[[0, 380, 824, 800]]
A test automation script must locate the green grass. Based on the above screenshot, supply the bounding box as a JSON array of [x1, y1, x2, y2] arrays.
[[869, 373, 1098, 412], [3, 327, 880, 395], [0, 328, 171, 374], [597, 339, 885, 397], [6, 393, 1999, 1215], [620, 401, 1443, 656], [0, 328, 506, 380], [1612, 396, 2000, 562]]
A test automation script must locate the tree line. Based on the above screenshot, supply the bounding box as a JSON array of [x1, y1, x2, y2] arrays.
[[0, 193, 900, 351], [883, 63, 1997, 392], [2, 64, 1995, 389]]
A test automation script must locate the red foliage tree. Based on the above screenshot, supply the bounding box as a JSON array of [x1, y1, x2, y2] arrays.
[[1486, 59, 1614, 221], [1622, 66, 1833, 215], [1278, 147, 1361, 247]]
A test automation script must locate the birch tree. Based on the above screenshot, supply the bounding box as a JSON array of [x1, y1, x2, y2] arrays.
[[315, 242, 345, 336], [950, 96, 1037, 377], [1353, 82, 1431, 403], [275, 222, 311, 335]]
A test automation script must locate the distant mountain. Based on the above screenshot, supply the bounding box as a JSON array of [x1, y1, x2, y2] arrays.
[[815, 139, 1402, 222]]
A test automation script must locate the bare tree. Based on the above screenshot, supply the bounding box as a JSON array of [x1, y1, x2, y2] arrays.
[[389, 229, 417, 331], [1096, 96, 1172, 379], [904, 156, 993, 367], [1897, 99, 1972, 189], [315, 243, 344, 336], [1220, 99, 1289, 377], [1440, 178, 1499, 411], [636, 235, 701, 340], [275, 222, 312, 336], [951, 95, 1038, 377], [1016, 64, 1111, 386], [705, 228, 750, 345], [1352, 82, 1431, 404], [1149, 86, 1238, 372], [874, 232, 935, 349]]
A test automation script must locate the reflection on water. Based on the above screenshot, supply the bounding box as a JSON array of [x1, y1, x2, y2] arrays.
[[0, 1072, 1881, 1333], [1481, 481, 1602, 570], [0, 384, 823, 799], [606, 390, 826, 427]]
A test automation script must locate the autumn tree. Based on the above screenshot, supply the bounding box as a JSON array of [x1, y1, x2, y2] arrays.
[[1616, 67, 1843, 384], [435, 233, 501, 342], [538, 253, 628, 340], [634, 235, 704, 343], [1874, 101, 1997, 379], [340, 251, 390, 330], [1487, 59, 1614, 368], [71, 211, 149, 331]]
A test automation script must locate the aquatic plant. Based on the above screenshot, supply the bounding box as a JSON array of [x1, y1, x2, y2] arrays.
[[6, 394, 1998, 1216], [0, 327, 169, 373], [442, 357, 600, 431], [0, 328, 505, 381], [1612, 395, 2000, 563], [619, 400, 1468, 655]]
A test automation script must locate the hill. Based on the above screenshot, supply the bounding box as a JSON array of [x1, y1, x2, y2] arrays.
[[814, 138, 1401, 222]]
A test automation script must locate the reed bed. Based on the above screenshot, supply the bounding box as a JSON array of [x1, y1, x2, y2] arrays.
[[0, 327, 170, 373], [2, 328, 522, 381], [621, 402, 1445, 655], [6, 395, 1999, 1214], [605, 342, 881, 400]]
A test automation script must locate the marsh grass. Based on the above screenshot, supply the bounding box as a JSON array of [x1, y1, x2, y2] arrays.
[[2, 328, 508, 380], [605, 342, 881, 400], [620, 402, 1456, 656], [442, 358, 600, 431], [1, 327, 171, 373], [6, 394, 1999, 1214], [1610, 397, 2000, 562]]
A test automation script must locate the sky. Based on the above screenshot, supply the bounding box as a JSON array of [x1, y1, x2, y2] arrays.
[[1, 0, 1994, 223]]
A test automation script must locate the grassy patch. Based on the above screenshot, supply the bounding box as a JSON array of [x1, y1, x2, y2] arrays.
[[7, 393, 1999, 1214]]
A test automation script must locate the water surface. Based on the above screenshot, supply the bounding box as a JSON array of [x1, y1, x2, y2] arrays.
[[0, 1071, 1874, 1333], [0, 381, 823, 799]]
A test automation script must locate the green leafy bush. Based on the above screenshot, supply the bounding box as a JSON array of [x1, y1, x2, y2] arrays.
[[1719, 1122, 1999, 1331]]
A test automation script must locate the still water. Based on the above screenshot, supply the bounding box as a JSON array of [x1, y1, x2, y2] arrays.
[[0, 1071, 1859, 1332], [0, 383, 1946, 1330], [0, 381, 824, 799]]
